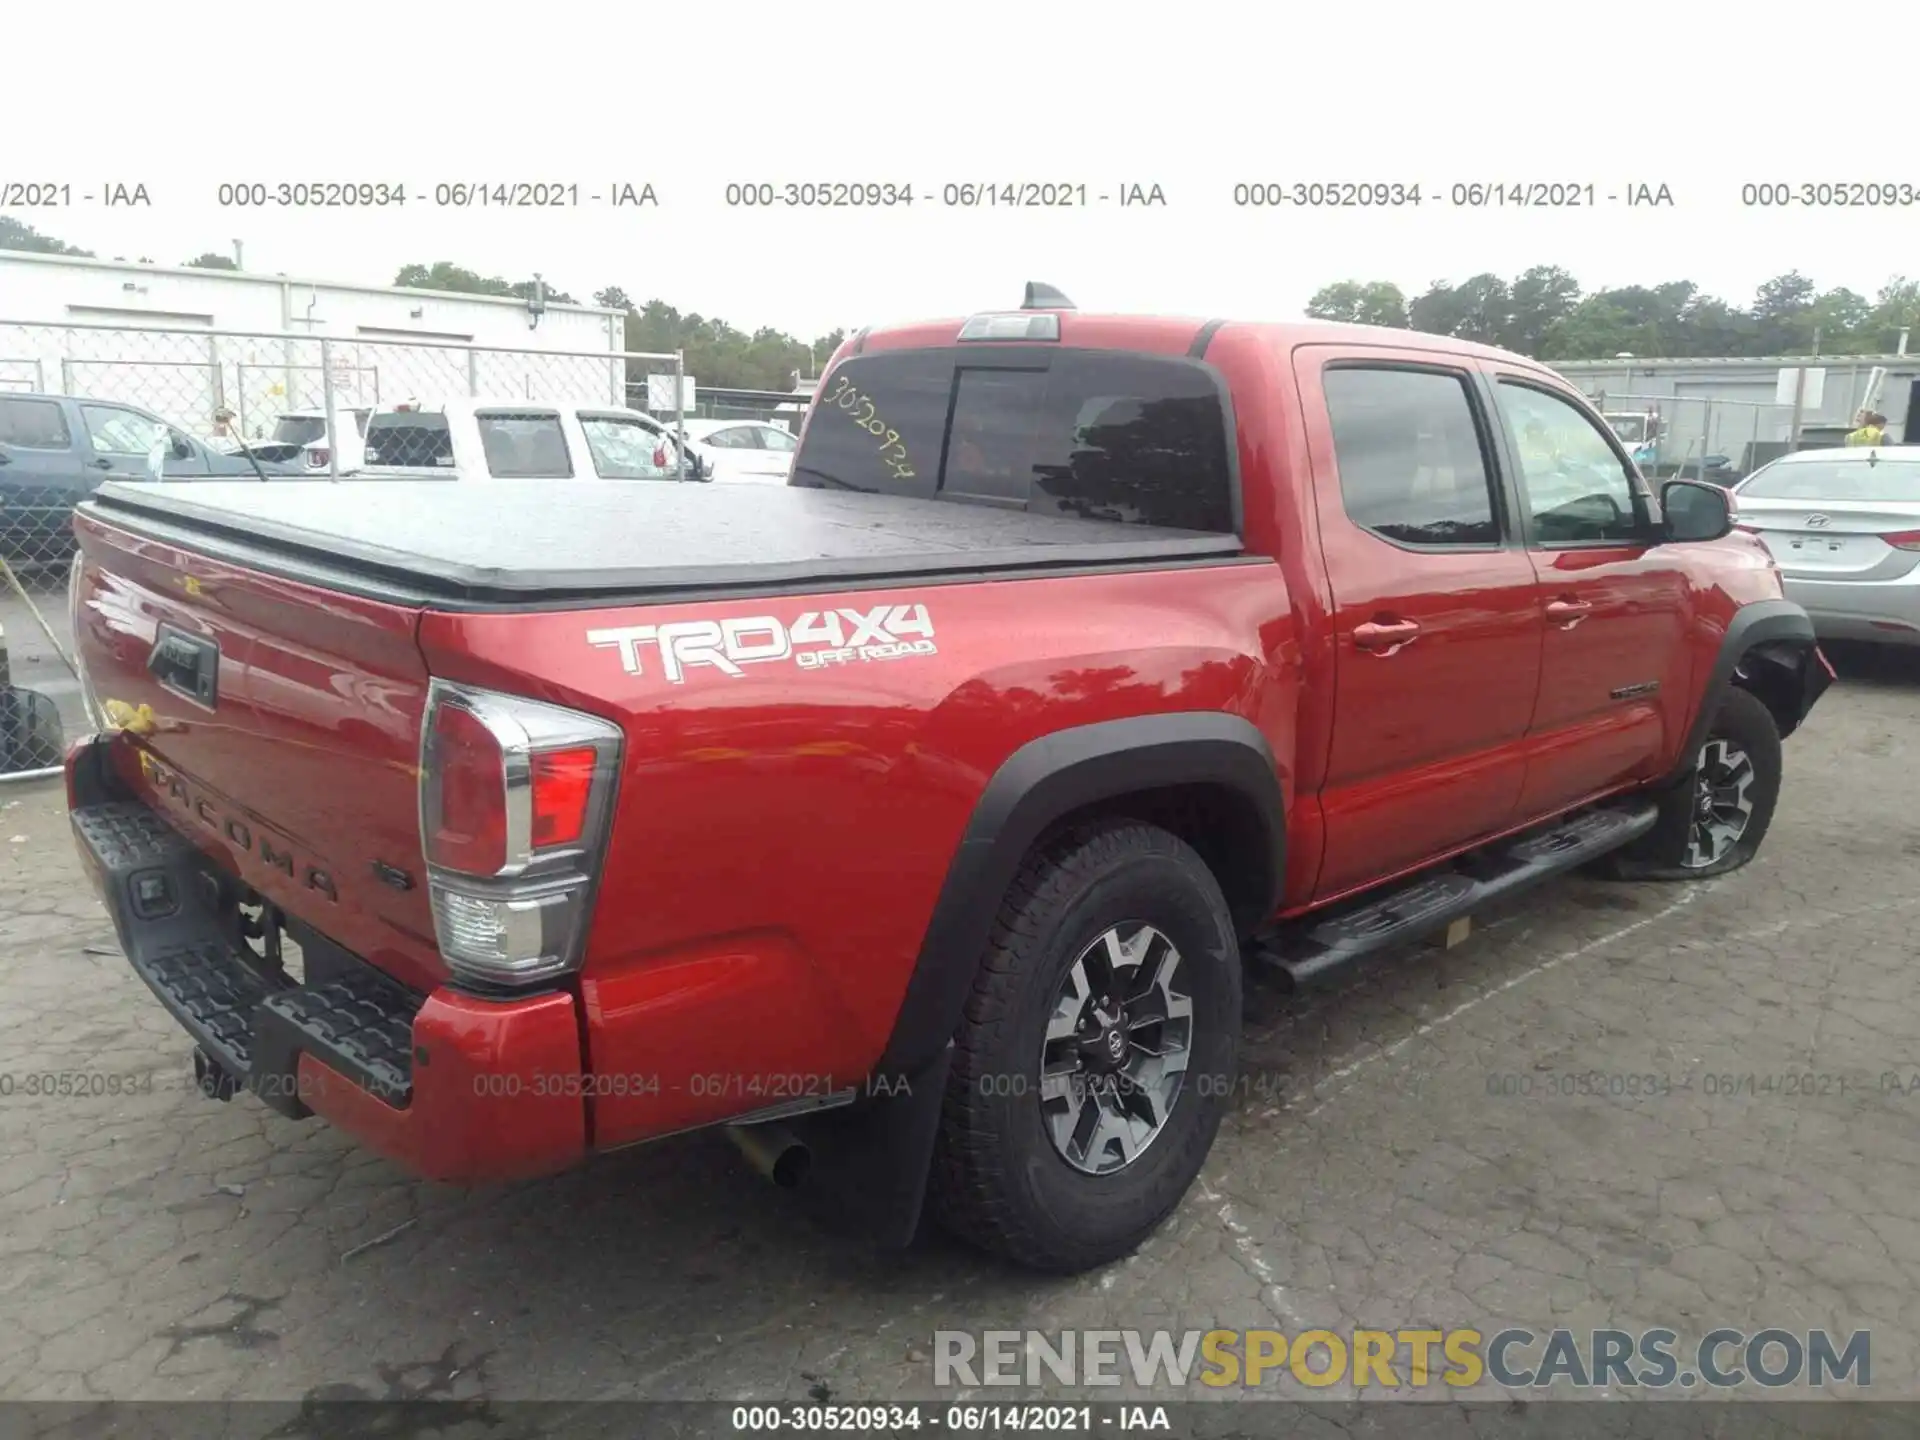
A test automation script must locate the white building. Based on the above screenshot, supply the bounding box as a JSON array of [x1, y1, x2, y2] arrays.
[[0, 252, 628, 439]]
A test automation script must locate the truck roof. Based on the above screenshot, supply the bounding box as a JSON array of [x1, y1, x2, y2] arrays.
[[82, 479, 1242, 608], [853, 311, 1547, 369]]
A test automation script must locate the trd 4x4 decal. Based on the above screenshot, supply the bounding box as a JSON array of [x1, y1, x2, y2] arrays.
[[587, 603, 937, 684]]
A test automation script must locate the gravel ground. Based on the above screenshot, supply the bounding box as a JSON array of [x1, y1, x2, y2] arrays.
[[1, 645, 1917, 1424]]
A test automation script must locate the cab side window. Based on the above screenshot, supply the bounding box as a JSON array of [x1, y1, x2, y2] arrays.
[[1323, 366, 1501, 547], [80, 404, 166, 456], [1495, 382, 1645, 545], [581, 416, 675, 479], [0, 397, 71, 449]]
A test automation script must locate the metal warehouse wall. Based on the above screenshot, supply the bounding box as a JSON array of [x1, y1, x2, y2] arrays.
[[0, 254, 629, 426], [1555, 358, 1917, 423], [1553, 356, 1917, 459], [0, 253, 622, 356]]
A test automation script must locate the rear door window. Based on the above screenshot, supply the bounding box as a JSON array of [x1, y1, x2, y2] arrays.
[[272, 416, 327, 447], [365, 412, 455, 467], [1739, 458, 1920, 501], [1320, 367, 1502, 547], [793, 347, 1237, 533], [0, 397, 71, 449], [476, 412, 572, 478]]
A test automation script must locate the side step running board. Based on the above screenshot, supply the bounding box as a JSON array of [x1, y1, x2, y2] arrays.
[[1254, 800, 1660, 987]]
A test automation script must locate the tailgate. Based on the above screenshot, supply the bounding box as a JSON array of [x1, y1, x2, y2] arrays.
[[71, 509, 445, 992]]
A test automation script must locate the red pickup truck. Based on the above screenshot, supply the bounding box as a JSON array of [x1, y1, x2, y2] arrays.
[[65, 290, 1829, 1273]]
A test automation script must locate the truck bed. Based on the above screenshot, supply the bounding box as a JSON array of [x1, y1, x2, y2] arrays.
[[82, 478, 1243, 606]]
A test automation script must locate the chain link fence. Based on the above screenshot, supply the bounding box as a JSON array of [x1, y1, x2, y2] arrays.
[[1578, 389, 1802, 482], [646, 384, 815, 432], [0, 321, 686, 775]]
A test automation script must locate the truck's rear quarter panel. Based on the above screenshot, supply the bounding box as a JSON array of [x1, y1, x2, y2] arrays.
[[420, 562, 1296, 1146]]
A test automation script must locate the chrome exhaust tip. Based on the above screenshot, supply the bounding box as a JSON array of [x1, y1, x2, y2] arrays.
[[725, 1122, 811, 1189]]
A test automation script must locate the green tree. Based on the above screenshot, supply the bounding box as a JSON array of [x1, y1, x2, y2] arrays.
[[1305, 280, 1409, 328], [1859, 277, 1920, 354], [1408, 273, 1511, 345], [393, 261, 576, 305], [594, 286, 635, 313], [1502, 266, 1581, 356], [0, 216, 92, 257], [1751, 271, 1818, 353], [184, 252, 238, 270], [1807, 287, 1873, 354], [619, 299, 846, 393]]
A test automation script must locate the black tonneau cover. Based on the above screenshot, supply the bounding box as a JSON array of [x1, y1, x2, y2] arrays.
[[82, 479, 1244, 607]]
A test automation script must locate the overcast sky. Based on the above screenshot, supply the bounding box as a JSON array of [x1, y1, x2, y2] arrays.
[[11, 1, 1913, 338]]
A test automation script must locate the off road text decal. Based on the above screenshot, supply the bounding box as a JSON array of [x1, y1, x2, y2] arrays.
[[587, 603, 937, 684]]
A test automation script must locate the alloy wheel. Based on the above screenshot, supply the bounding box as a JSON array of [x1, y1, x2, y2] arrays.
[[1039, 923, 1194, 1176], [1683, 738, 1756, 868]]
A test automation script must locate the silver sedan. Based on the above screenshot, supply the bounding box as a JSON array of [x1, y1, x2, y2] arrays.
[[1732, 446, 1920, 646]]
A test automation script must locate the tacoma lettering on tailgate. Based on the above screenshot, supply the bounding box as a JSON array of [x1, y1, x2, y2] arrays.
[[587, 603, 936, 683], [138, 751, 339, 901]]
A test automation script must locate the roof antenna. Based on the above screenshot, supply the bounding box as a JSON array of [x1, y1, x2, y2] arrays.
[[1022, 282, 1075, 312]]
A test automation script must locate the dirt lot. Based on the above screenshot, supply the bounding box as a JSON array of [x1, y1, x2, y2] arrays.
[[3, 647, 1919, 1419]]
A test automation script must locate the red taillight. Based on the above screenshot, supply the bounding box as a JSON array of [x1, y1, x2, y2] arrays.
[[426, 701, 507, 875], [1882, 529, 1920, 551], [530, 746, 597, 848], [307, 447, 329, 468], [417, 681, 623, 988], [652, 444, 668, 468]]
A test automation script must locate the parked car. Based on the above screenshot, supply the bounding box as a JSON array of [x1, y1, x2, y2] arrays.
[[64, 290, 1829, 1274], [675, 418, 797, 485], [0, 392, 296, 560], [242, 408, 373, 474], [353, 398, 708, 481], [1732, 445, 1920, 647]]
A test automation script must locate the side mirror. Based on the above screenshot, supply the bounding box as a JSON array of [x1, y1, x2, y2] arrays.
[[1662, 479, 1734, 543], [172, 435, 194, 460]]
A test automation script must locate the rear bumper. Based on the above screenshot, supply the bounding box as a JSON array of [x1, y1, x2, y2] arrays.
[[69, 758, 587, 1183], [1782, 573, 1920, 645]]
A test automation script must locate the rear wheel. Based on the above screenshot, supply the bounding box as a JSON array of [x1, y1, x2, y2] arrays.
[[930, 821, 1241, 1273], [1611, 686, 1782, 881]]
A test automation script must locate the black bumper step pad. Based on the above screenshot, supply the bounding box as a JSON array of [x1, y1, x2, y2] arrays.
[[74, 800, 425, 1117]]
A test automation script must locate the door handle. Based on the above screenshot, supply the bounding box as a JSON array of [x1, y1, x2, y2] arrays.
[[90, 457, 114, 470], [1353, 618, 1420, 653], [1545, 598, 1592, 628]]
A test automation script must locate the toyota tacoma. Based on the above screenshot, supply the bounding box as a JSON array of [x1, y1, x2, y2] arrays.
[[64, 287, 1830, 1273]]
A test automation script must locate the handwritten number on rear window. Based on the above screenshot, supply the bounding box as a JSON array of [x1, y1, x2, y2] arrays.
[[825, 374, 914, 480]]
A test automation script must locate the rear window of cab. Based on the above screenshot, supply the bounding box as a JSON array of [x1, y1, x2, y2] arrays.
[[792, 346, 1237, 534]]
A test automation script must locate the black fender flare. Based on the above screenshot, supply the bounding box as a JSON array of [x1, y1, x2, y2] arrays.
[[876, 711, 1285, 1078], [1665, 598, 1826, 785]]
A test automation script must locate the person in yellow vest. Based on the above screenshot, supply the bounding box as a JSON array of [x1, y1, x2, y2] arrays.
[[1845, 409, 1888, 446]]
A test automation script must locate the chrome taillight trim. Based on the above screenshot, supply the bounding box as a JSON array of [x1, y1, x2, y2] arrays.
[[418, 679, 622, 881], [417, 679, 624, 988]]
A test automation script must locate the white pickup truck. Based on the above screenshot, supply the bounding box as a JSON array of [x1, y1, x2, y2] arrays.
[[348, 398, 710, 482]]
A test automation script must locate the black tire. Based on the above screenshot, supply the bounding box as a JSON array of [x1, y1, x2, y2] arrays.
[[929, 821, 1241, 1273], [1609, 686, 1782, 881]]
